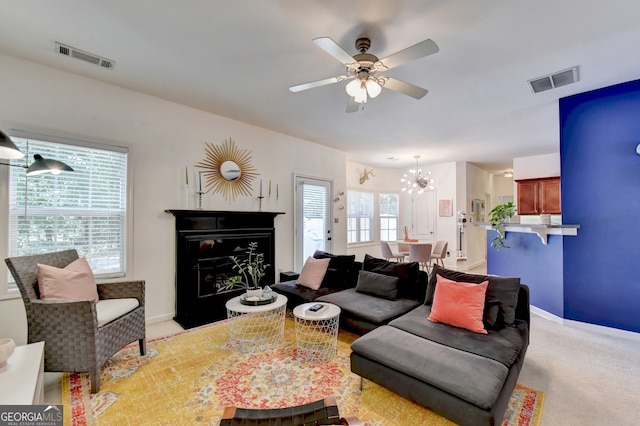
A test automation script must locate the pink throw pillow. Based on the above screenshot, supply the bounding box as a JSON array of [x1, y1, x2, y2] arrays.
[[428, 276, 488, 334], [297, 257, 330, 290], [37, 257, 99, 301]]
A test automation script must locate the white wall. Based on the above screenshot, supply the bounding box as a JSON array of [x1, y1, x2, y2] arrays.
[[513, 153, 560, 180], [0, 53, 347, 342]]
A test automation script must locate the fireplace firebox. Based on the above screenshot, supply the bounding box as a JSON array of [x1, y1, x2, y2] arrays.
[[166, 210, 284, 328]]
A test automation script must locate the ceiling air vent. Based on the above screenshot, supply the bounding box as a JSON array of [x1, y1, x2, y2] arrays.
[[55, 42, 115, 70], [527, 66, 578, 93]]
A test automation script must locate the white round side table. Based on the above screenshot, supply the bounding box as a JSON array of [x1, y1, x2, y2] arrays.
[[293, 302, 341, 363], [225, 294, 288, 352]]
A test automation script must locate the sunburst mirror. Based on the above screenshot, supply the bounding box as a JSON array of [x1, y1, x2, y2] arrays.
[[196, 138, 259, 203]]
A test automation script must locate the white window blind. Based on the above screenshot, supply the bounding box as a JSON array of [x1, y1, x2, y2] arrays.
[[8, 136, 128, 278], [347, 190, 374, 243], [379, 193, 399, 242]]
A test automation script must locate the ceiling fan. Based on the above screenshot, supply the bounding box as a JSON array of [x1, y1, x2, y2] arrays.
[[289, 36, 439, 112]]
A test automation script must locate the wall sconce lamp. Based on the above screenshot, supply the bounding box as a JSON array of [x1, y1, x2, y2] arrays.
[[0, 129, 74, 175], [636, 144, 640, 155]]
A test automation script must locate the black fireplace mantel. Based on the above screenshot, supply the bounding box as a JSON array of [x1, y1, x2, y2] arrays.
[[166, 209, 285, 328]]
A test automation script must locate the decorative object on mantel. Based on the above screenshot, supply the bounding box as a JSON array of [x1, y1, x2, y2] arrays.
[[195, 137, 259, 203], [401, 155, 434, 194], [218, 242, 270, 300], [489, 201, 516, 249], [359, 168, 374, 184]]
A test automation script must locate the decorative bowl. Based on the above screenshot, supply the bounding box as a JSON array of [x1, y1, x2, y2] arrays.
[[0, 338, 15, 371]]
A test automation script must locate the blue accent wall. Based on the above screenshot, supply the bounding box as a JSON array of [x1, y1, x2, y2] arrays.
[[560, 79, 640, 333], [487, 231, 564, 317]]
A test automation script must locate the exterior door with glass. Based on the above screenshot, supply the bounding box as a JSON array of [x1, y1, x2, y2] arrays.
[[294, 176, 333, 271]]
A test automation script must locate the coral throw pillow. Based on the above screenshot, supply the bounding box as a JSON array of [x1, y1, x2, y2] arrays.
[[428, 276, 489, 334], [297, 257, 330, 290], [37, 257, 99, 301]]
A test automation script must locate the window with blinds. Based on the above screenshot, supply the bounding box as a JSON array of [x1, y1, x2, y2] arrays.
[[379, 193, 399, 241], [347, 190, 374, 244], [7, 136, 128, 280]]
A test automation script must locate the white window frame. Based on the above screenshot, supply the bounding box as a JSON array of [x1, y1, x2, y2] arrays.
[[379, 192, 400, 242], [347, 189, 375, 244], [1, 131, 131, 299]]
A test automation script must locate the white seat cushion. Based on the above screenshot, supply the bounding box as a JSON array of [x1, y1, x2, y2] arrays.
[[96, 298, 139, 327]]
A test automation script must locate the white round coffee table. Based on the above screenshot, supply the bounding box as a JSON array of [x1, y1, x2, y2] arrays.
[[226, 294, 287, 352], [293, 302, 341, 363]]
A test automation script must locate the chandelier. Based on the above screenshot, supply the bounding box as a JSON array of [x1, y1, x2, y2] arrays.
[[400, 155, 434, 194]]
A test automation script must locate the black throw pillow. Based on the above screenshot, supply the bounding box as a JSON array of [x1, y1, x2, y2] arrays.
[[427, 264, 521, 328], [313, 251, 356, 288], [355, 270, 399, 300], [363, 254, 421, 300]]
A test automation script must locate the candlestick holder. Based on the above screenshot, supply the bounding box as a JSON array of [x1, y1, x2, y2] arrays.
[[257, 196, 264, 212], [196, 191, 205, 210]]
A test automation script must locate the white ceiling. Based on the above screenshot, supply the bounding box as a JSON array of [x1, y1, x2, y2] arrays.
[[1, 0, 640, 171]]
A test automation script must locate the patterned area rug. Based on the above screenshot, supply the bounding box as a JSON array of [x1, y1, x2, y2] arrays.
[[62, 317, 544, 425]]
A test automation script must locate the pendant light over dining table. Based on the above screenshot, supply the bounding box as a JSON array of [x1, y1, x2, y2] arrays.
[[401, 155, 434, 194]]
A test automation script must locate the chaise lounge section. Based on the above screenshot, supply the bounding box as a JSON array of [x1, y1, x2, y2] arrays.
[[349, 265, 530, 426]]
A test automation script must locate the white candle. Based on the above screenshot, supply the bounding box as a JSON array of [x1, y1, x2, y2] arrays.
[[259, 179, 263, 197], [199, 172, 202, 192]]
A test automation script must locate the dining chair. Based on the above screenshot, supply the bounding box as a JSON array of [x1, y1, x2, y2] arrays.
[[380, 241, 405, 262], [408, 243, 432, 271], [397, 242, 411, 257], [429, 240, 448, 269]]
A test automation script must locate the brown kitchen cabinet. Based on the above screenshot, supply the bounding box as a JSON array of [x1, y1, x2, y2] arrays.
[[516, 177, 561, 215]]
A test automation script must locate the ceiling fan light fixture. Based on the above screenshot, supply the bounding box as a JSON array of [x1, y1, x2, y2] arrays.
[[345, 79, 362, 97], [365, 79, 382, 98], [353, 90, 367, 104]]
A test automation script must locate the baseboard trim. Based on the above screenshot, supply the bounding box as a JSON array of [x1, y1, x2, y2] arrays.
[[531, 305, 640, 342], [146, 312, 175, 325]]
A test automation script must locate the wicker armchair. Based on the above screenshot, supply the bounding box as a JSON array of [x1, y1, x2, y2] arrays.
[[5, 249, 146, 393]]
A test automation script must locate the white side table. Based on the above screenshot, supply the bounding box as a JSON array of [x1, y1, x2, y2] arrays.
[[226, 294, 288, 352], [0, 341, 44, 404], [293, 303, 341, 363]]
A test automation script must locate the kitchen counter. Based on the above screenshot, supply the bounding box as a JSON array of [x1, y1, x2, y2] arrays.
[[473, 222, 580, 245]]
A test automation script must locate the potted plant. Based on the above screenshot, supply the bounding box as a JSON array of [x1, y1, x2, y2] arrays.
[[488, 201, 516, 249], [219, 242, 269, 297]]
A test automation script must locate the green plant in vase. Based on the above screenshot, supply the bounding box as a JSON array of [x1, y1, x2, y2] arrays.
[[219, 242, 269, 295], [488, 201, 516, 249]]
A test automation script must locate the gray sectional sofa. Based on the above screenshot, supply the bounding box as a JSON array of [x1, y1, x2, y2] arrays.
[[273, 253, 530, 425], [350, 265, 530, 426]]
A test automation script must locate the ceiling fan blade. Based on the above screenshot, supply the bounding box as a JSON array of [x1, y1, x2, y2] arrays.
[[382, 77, 428, 99], [313, 37, 356, 65], [346, 96, 360, 113], [289, 76, 345, 93], [377, 39, 439, 70]]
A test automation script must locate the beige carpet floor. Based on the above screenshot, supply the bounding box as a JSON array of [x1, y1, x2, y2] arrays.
[[517, 314, 640, 425]]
